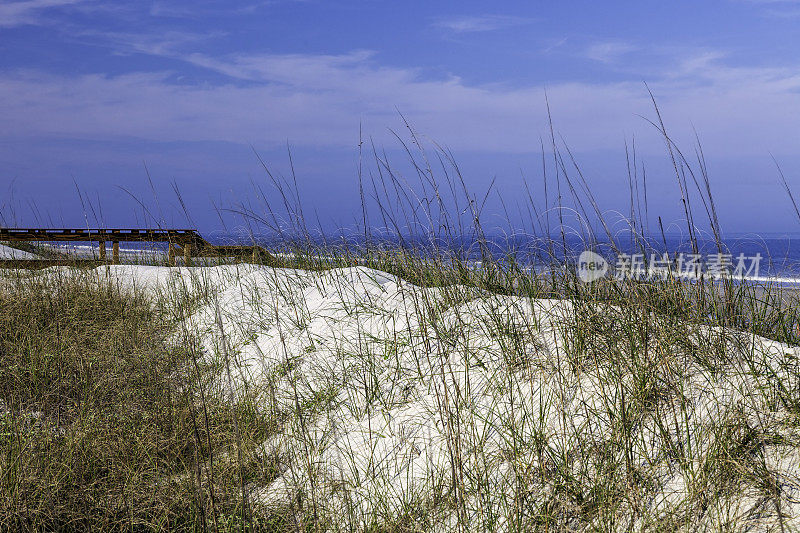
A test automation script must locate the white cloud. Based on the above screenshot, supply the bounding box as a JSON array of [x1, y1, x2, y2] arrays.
[[181, 49, 383, 86], [146, 1, 280, 18], [433, 15, 535, 34], [0, 51, 799, 159], [0, 0, 86, 27], [80, 29, 223, 57], [585, 41, 638, 64]]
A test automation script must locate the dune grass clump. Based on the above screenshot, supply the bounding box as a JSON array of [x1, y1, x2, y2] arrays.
[[0, 269, 281, 531]]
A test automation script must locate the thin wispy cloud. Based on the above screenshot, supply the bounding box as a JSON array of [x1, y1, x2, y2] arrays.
[[737, 0, 800, 3], [179, 50, 384, 86], [146, 1, 277, 18], [760, 6, 800, 17], [78, 29, 224, 57], [433, 14, 535, 33], [148, 3, 204, 18], [672, 50, 730, 75], [734, 0, 800, 18], [542, 37, 569, 54], [585, 41, 638, 63], [0, 0, 87, 27]]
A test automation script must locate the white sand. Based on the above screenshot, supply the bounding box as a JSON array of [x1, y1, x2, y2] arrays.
[[0, 243, 39, 259], [10, 263, 800, 529]]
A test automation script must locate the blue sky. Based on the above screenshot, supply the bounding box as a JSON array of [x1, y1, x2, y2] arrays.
[[1, 0, 800, 235]]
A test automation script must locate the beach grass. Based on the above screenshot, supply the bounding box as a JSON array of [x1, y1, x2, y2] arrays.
[[1, 117, 800, 531]]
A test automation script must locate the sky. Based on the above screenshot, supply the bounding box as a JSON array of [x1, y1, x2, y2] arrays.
[[1, 0, 800, 237]]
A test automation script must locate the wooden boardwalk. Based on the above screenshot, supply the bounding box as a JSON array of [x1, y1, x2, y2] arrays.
[[0, 228, 271, 266]]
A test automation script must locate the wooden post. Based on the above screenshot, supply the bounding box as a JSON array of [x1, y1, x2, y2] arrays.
[[99, 241, 106, 261], [184, 243, 192, 267], [252, 246, 259, 264], [168, 243, 176, 266], [112, 242, 119, 264]]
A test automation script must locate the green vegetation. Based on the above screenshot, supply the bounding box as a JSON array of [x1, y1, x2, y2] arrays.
[[1, 112, 800, 531], [0, 270, 277, 531]]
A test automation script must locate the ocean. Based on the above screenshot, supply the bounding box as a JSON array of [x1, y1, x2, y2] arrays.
[[41, 231, 800, 285]]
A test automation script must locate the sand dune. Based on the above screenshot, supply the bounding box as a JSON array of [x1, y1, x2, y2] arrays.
[[0, 243, 39, 259], [19, 263, 800, 530]]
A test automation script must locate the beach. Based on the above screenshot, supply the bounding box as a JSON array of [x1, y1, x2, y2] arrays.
[[8, 261, 795, 530]]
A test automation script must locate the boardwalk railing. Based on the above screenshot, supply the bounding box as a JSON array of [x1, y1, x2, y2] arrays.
[[0, 228, 270, 266]]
